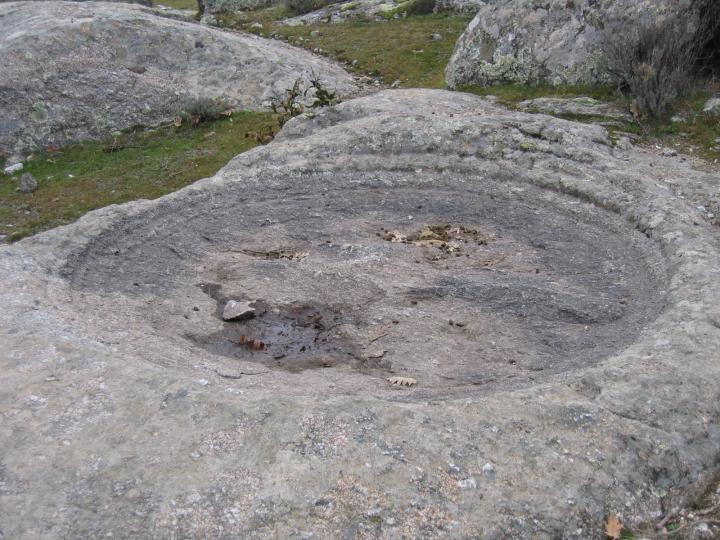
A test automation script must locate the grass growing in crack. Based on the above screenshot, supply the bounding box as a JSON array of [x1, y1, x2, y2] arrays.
[[459, 83, 619, 107], [239, 12, 472, 88], [0, 111, 275, 241]]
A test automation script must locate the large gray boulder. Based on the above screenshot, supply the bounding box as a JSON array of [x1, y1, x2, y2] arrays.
[[445, 0, 692, 88], [704, 96, 720, 116], [0, 1, 357, 155], [0, 0, 152, 4], [1, 89, 719, 537]]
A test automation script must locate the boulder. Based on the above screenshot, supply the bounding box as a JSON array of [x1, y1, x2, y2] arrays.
[[0, 1, 357, 155], [433, 0, 482, 13], [1, 89, 719, 537], [17, 172, 37, 193], [280, 0, 457, 27], [280, 0, 399, 26], [3, 162, 23, 175], [445, 0, 692, 88], [703, 96, 720, 116], [221, 299, 255, 321]]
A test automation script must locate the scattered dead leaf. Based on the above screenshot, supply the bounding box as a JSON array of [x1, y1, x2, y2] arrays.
[[387, 376, 416, 387], [380, 223, 489, 258], [605, 514, 623, 539], [362, 349, 386, 360], [231, 335, 266, 351]]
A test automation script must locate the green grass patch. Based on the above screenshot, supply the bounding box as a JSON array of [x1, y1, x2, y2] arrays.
[[0, 112, 275, 241], [459, 83, 619, 107], [597, 86, 720, 161], [461, 82, 719, 161], [654, 89, 720, 162], [241, 13, 472, 88]]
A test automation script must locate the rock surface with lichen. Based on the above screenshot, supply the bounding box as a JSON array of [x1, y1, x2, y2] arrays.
[[445, 0, 694, 89], [0, 1, 357, 155]]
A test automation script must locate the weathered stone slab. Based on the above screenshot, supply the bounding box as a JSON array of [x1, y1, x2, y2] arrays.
[[1, 89, 719, 537]]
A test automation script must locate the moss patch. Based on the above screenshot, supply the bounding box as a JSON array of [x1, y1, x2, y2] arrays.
[[0, 112, 275, 241]]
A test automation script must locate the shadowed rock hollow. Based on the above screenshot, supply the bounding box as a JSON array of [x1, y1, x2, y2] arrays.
[[1, 89, 719, 537], [0, 1, 357, 155]]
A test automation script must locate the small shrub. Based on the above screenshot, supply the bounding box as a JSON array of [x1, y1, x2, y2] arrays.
[[179, 96, 230, 126], [698, 0, 720, 74], [270, 77, 305, 128], [250, 74, 337, 144], [601, 0, 720, 119], [269, 74, 337, 126], [307, 70, 337, 108]]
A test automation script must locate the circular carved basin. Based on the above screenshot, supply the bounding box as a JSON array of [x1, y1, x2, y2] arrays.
[[67, 174, 667, 395]]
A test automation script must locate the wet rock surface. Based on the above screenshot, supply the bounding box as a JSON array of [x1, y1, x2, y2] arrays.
[[0, 1, 357, 154], [1, 89, 719, 537]]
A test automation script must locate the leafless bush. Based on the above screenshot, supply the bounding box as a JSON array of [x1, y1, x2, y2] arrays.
[[178, 96, 230, 126], [602, 0, 720, 118]]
